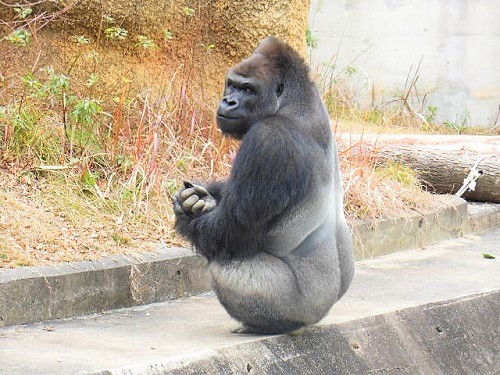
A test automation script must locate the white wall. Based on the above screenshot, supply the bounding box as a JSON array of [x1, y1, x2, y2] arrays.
[[309, 0, 500, 127]]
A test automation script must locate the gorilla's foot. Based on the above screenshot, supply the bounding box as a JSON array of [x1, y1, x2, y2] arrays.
[[288, 326, 307, 336], [231, 324, 263, 335], [231, 321, 307, 335]]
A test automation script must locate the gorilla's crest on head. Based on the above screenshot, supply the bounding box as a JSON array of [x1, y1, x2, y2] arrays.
[[231, 36, 312, 92], [252, 36, 312, 88]]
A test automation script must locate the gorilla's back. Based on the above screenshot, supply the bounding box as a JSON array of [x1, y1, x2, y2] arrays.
[[210, 137, 354, 330], [267, 136, 354, 299], [266, 137, 347, 251]]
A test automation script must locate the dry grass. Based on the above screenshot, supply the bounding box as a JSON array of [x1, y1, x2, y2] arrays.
[[339, 142, 434, 221], [0, 63, 440, 269], [0, 49, 238, 268], [0, 4, 451, 268], [0, 175, 158, 268]]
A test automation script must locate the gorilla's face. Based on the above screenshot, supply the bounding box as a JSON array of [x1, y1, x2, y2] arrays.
[[217, 59, 281, 139]]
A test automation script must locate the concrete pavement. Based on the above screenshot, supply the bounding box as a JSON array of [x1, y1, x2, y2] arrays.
[[1, 228, 499, 374]]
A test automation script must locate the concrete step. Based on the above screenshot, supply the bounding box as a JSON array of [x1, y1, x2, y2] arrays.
[[1, 228, 499, 375], [3, 196, 498, 328]]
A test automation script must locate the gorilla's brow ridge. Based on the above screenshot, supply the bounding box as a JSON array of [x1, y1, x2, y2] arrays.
[[233, 54, 278, 82]]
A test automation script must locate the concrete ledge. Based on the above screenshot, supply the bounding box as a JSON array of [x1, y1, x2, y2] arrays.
[[89, 291, 500, 375], [0, 248, 210, 327], [0, 195, 496, 327], [1, 230, 498, 375], [464, 201, 500, 233], [352, 195, 467, 258]]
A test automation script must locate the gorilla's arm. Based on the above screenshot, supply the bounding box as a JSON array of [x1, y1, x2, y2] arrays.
[[228, 124, 312, 226], [174, 123, 312, 260]]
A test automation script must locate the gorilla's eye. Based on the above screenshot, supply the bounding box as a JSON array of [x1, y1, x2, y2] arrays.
[[244, 87, 254, 95]]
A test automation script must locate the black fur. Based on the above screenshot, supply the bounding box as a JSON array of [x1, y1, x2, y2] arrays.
[[173, 36, 354, 334]]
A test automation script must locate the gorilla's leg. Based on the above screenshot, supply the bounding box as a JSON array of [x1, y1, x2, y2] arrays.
[[209, 248, 340, 334], [336, 222, 355, 298]]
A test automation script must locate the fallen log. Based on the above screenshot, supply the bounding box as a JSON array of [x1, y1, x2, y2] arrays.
[[338, 134, 500, 203]]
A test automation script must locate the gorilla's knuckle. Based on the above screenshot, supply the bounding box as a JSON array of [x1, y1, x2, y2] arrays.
[[180, 187, 196, 199], [182, 194, 200, 209], [173, 200, 186, 216], [203, 203, 215, 213], [192, 200, 205, 213], [193, 185, 209, 196]]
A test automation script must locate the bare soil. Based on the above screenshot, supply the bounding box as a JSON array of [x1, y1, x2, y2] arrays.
[[0, 170, 178, 268]]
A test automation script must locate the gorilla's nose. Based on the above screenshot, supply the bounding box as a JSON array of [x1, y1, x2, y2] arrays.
[[221, 96, 240, 111]]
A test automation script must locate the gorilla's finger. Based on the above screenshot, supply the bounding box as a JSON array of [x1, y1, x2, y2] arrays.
[[183, 181, 194, 189], [192, 185, 209, 196], [182, 194, 200, 210], [191, 199, 206, 214], [180, 187, 197, 200], [202, 199, 216, 212], [172, 198, 185, 215], [173, 191, 181, 202]]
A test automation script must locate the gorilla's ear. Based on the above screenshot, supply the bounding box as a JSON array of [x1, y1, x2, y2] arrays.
[[276, 82, 284, 97]]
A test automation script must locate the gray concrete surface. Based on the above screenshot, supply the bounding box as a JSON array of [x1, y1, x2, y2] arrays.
[[353, 195, 467, 259], [466, 201, 500, 232], [1, 227, 498, 375], [2, 195, 483, 327], [309, 0, 500, 127], [0, 248, 210, 327], [88, 291, 499, 375]]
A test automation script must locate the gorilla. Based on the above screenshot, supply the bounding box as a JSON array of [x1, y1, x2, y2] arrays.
[[173, 36, 354, 334]]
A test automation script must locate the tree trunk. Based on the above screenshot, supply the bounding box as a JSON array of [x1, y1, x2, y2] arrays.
[[209, 0, 311, 61], [338, 134, 500, 203]]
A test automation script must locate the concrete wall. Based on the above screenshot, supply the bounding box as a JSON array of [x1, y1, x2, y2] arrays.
[[309, 0, 500, 127]]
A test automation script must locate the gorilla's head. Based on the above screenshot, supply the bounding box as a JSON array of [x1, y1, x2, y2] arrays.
[[216, 36, 309, 139]]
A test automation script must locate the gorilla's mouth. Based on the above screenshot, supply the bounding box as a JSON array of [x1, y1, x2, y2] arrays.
[[216, 113, 242, 121], [216, 115, 247, 139]]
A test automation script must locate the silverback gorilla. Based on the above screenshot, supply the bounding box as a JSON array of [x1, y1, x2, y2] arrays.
[[173, 36, 354, 334]]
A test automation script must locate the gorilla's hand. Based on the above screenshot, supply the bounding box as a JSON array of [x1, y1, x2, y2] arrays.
[[174, 181, 216, 216]]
